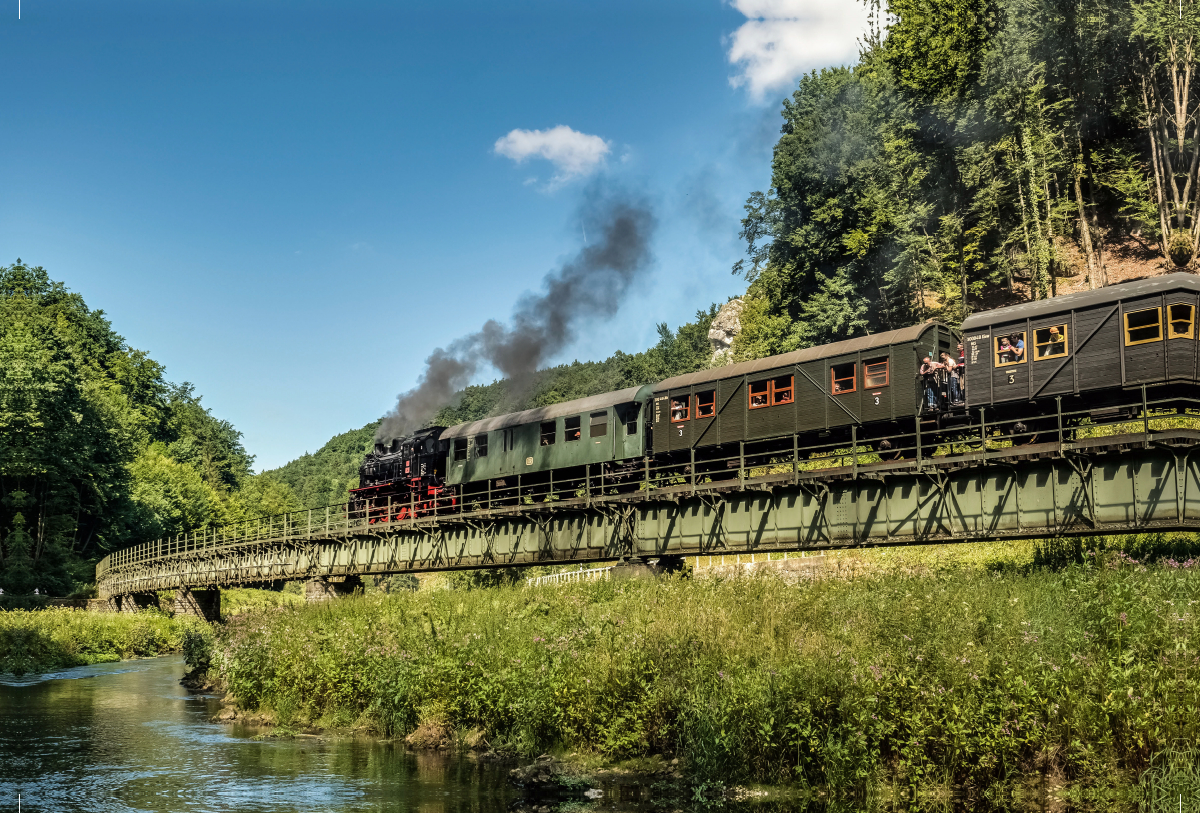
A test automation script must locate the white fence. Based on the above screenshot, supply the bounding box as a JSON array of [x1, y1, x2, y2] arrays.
[[526, 565, 615, 588]]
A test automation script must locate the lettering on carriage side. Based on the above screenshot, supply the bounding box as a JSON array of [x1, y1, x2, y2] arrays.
[[871, 391, 881, 405], [654, 396, 666, 423], [964, 332, 990, 366], [1005, 368, 1017, 385]]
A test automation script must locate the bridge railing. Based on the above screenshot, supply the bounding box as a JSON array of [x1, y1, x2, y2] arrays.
[[96, 387, 1200, 581]]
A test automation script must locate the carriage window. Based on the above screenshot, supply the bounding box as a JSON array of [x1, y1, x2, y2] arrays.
[[748, 380, 769, 409], [831, 363, 856, 394], [670, 396, 690, 422], [1170, 303, 1195, 338], [453, 438, 468, 462], [565, 416, 581, 442], [772, 376, 794, 404], [1125, 308, 1163, 346], [1034, 325, 1068, 359], [474, 434, 488, 457], [626, 405, 639, 435], [539, 421, 556, 445], [696, 390, 716, 418], [590, 411, 608, 438], [863, 358, 889, 388], [994, 332, 1027, 365]]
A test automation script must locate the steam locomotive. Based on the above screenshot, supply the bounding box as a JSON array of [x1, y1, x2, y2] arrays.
[[353, 273, 1200, 522]]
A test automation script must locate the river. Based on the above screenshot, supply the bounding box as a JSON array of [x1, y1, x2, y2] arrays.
[[1, 656, 1104, 813], [0, 656, 516, 813]]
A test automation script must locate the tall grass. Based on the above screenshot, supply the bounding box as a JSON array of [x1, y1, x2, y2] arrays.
[[199, 546, 1200, 788], [0, 608, 206, 674]]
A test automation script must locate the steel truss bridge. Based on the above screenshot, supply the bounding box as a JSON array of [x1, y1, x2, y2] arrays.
[[96, 392, 1200, 603]]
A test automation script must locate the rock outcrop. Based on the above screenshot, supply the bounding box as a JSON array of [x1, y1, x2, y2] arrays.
[[708, 298, 744, 364]]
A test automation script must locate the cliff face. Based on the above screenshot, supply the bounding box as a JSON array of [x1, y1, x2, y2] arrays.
[[707, 298, 743, 364]]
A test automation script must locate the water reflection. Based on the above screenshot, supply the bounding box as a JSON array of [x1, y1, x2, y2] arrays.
[[0, 656, 1120, 813], [0, 656, 512, 813]]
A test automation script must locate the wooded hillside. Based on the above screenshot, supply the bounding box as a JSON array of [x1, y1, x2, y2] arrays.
[[732, 0, 1194, 359]]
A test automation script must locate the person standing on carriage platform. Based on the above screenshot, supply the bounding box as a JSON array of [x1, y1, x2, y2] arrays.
[[920, 355, 943, 412], [941, 351, 963, 406]]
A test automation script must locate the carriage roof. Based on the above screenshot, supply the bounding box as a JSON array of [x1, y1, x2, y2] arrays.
[[961, 273, 1200, 331], [653, 322, 941, 392]]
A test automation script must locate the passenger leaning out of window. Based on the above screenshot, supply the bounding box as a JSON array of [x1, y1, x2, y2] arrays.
[[940, 352, 964, 406], [1009, 333, 1026, 362], [919, 355, 943, 412], [997, 336, 1014, 364], [1041, 326, 1065, 357], [957, 342, 966, 386]]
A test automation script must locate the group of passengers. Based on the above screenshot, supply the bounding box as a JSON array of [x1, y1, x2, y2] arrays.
[[920, 343, 966, 413], [996, 332, 1026, 364]]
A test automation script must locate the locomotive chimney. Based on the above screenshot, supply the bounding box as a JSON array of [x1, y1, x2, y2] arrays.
[[374, 442, 386, 455], [390, 438, 401, 454]]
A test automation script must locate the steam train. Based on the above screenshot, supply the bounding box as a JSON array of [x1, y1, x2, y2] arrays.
[[352, 273, 1200, 521]]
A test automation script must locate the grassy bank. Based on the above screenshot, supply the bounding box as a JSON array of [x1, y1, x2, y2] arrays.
[[194, 538, 1200, 788], [0, 608, 207, 674]]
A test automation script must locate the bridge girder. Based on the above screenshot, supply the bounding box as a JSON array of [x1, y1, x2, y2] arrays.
[[96, 429, 1200, 598]]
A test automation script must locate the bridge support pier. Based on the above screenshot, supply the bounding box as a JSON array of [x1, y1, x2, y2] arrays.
[[173, 587, 220, 621], [305, 575, 363, 603]]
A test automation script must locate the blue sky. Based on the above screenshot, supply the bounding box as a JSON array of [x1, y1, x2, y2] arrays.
[[2, 0, 868, 470]]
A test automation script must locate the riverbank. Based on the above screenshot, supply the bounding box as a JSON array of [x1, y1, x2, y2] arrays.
[[189, 536, 1200, 789], [0, 608, 207, 674]]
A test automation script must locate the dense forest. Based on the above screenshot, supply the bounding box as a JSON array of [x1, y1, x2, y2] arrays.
[[0, 263, 300, 594], [732, 0, 1191, 358], [11, 0, 1200, 591]]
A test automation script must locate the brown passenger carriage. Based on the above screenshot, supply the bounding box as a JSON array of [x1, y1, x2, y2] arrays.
[[648, 322, 958, 468], [960, 273, 1200, 428]]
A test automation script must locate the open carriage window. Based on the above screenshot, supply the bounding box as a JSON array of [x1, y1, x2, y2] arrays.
[[994, 332, 1027, 365], [831, 363, 856, 394], [539, 421, 556, 446], [670, 396, 690, 422], [1034, 325, 1068, 359], [772, 375, 794, 404], [1170, 303, 1195, 339], [863, 358, 889, 388], [590, 411, 608, 437], [565, 416, 581, 442], [474, 434, 488, 457], [453, 438, 468, 462], [695, 390, 716, 418], [1124, 307, 1162, 346], [626, 405, 640, 435], [748, 380, 769, 409]]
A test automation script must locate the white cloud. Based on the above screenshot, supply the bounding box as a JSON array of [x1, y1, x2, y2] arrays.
[[494, 125, 611, 187], [727, 0, 872, 100]]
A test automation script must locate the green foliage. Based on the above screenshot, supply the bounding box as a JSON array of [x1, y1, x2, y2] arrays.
[[0, 260, 299, 593], [220, 587, 303, 617], [0, 607, 205, 674], [202, 553, 1200, 786], [734, 0, 1160, 356]]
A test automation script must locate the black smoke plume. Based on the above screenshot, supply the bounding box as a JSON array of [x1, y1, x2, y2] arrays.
[[376, 191, 656, 442]]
